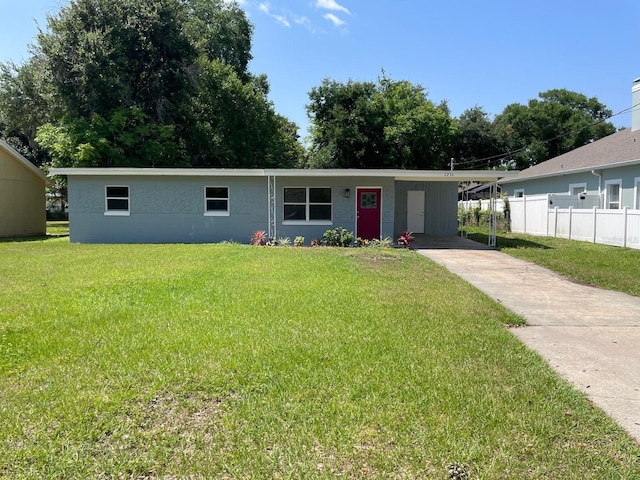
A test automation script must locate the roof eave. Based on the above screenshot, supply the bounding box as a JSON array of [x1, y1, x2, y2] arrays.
[[0, 139, 49, 184], [49, 167, 520, 182]]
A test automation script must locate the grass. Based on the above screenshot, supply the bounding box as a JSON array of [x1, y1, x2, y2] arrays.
[[468, 229, 640, 297], [1, 238, 639, 478]]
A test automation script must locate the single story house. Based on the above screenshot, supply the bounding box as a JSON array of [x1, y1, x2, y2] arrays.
[[501, 79, 640, 210], [50, 168, 518, 244], [0, 139, 47, 238]]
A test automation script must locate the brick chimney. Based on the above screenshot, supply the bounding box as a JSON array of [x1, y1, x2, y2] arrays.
[[633, 78, 640, 131]]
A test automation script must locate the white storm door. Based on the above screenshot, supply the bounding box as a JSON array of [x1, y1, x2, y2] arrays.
[[407, 190, 425, 233]]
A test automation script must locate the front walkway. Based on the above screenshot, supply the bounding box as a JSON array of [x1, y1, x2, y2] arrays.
[[416, 237, 640, 443]]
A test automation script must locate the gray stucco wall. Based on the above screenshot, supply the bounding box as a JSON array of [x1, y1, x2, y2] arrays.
[[394, 181, 458, 236], [67, 174, 399, 244], [504, 164, 640, 208], [275, 176, 396, 242], [68, 175, 268, 243]]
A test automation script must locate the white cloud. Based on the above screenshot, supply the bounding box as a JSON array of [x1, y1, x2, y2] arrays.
[[316, 0, 350, 15], [259, 2, 291, 27], [323, 13, 346, 27], [293, 15, 317, 33]]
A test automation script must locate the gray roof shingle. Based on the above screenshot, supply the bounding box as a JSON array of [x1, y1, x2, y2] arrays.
[[503, 128, 640, 182]]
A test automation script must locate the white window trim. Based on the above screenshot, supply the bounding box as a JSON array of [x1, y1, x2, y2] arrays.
[[282, 187, 333, 225], [634, 177, 640, 210], [104, 185, 130, 216], [604, 179, 622, 209], [513, 189, 524, 198], [204, 186, 230, 217], [568, 183, 587, 195]]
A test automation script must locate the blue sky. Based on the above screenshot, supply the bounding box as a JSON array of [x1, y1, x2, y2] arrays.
[[1, 0, 638, 138]]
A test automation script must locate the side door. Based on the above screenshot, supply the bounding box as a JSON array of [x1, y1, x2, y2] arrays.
[[407, 190, 425, 233]]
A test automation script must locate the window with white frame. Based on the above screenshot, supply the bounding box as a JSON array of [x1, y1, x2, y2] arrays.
[[513, 189, 524, 198], [635, 177, 640, 210], [283, 187, 332, 223], [105, 186, 130, 215], [204, 186, 229, 216], [568, 183, 587, 195], [604, 179, 622, 209]]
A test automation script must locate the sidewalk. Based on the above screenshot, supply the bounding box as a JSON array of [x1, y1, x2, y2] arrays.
[[416, 237, 640, 443]]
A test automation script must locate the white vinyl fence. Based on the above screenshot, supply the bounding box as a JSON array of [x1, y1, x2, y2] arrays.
[[511, 194, 640, 249], [458, 199, 505, 213]]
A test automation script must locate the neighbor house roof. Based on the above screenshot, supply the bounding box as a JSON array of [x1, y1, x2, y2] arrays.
[[501, 128, 640, 184], [0, 139, 48, 183], [50, 167, 519, 183]]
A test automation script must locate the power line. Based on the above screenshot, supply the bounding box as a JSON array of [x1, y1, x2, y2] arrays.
[[454, 102, 640, 169]]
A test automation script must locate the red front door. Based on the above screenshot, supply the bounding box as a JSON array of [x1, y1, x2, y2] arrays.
[[356, 188, 381, 239]]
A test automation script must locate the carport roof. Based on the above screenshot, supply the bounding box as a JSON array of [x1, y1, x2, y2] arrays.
[[50, 167, 519, 183]]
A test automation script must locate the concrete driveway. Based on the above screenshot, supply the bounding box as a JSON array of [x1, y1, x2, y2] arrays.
[[416, 236, 640, 443]]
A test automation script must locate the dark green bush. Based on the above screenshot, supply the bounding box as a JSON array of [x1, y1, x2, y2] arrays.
[[321, 227, 354, 247]]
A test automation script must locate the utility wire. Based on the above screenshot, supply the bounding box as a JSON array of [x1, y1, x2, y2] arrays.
[[454, 102, 640, 169]]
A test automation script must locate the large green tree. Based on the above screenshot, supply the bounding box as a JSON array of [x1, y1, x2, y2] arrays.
[[494, 89, 616, 169], [1, 0, 301, 168], [306, 75, 455, 169], [448, 106, 504, 169]]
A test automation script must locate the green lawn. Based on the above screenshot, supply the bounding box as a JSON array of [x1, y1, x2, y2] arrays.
[[1, 238, 638, 479], [468, 230, 640, 297]]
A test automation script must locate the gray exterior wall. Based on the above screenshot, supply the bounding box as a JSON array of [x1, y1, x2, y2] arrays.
[[275, 175, 396, 242], [67, 174, 402, 243], [68, 175, 268, 243], [394, 181, 458, 236], [504, 163, 640, 209], [66, 173, 465, 244]]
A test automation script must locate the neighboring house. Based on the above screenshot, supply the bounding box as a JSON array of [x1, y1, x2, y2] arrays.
[[501, 79, 640, 210], [49, 168, 517, 244], [0, 139, 47, 238]]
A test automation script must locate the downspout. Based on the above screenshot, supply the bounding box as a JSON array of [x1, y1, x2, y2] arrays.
[[591, 170, 602, 208]]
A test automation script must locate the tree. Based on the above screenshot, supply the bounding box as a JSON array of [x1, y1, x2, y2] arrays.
[[494, 89, 616, 169], [306, 74, 455, 169], [1, 0, 302, 169], [0, 56, 53, 166], [448, 106, 504, 169]]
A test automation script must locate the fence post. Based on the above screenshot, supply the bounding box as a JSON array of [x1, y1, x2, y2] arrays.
[[523, 195, 527, 234], [554, 207, 559, 238], [623, 207, 628, 248], [592, 206, 598, 244], [568, 206, 573, 240]]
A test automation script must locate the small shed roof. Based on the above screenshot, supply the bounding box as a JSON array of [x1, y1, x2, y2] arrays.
[[50, 167, 519, 183], [501, 128, 640, 184], [0, 139, 48, 183]]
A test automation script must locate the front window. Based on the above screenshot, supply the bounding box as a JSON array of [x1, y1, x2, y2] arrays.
[[513, 189, 524, 198], [105, 186, 129, 216], [283, 187, 332, 223], [605, 180, 622, 209], [205, 186, 229, 216]]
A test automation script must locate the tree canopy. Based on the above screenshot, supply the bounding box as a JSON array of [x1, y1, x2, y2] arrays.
[[0, 0, 302, 169], [493, 89, 616, 169], [305, 75, 455, 169]]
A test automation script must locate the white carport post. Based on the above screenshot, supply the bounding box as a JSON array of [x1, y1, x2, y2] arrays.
[[488, 181, 497, 248], [268, 175, 277, 240]]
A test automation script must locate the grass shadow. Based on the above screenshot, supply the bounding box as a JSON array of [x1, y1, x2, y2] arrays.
[[467, 232, 552, 250], [0, 233, 69, 244]]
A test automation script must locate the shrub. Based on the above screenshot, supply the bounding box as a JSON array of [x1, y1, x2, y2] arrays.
[[321, 227, 354, 247], [277, 237, 291, 247], [250, 230, 267, 246], [397, 231, 414, 248], [293, 236, 305, 247]]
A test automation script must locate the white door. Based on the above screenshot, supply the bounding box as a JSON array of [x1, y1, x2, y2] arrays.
[[407, 190, 425, 233]]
